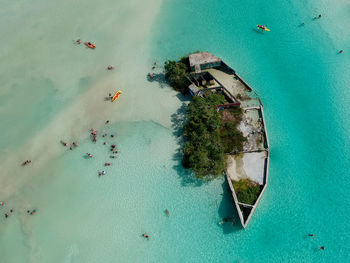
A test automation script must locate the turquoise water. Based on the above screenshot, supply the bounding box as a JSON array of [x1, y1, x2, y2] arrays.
[[1, 0, 350, 262]]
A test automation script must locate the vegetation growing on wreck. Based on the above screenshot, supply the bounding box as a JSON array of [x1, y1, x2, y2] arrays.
[[182, 94, 226, 178], [182, 93, 246, 179], [220, 107, 246, 153], [233, 179, 261, 205], [164, 57, 190, 93], [164, 55, 247, 179]]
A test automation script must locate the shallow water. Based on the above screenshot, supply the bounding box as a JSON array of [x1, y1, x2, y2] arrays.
[[1, 0, 350, 262]]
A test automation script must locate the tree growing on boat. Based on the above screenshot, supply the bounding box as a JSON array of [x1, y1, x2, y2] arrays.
[[182, 94, 226, 178], [164, 59, 190, 93], [232, 178, 261, 205]]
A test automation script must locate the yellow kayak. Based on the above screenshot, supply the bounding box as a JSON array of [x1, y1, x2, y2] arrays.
[[111, 90, 122, 102], [257, 25, 270, 31]]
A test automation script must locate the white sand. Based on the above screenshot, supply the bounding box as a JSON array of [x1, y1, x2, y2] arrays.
[[0, 0, 184, 200], [226, 155, 247, 181], [226, 151, 267, 185], [242, 152, 267, 185]]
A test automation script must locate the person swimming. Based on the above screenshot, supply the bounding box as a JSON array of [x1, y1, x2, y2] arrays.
[[319, 245, 325, 250], [105, 163, 111, 166], [107, 66, 114, 70], [142, 233, 149, 239], [5, 213, 8, 218], [165, 209, 170, 216], [22, 160, 32, 166], [87, 153, 93, 158], [61, 140, 68, 146]]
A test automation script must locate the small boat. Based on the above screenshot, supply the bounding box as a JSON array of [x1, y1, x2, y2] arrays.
[[111, 90, 122, 102], [257, 25, 270, 31], [85, 41, 96, 49]]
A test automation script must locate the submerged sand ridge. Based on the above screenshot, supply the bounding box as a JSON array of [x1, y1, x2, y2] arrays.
[[0, 0, 182, 201]]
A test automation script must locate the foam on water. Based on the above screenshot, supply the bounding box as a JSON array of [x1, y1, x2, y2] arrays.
[[1, 0, 350, 262]]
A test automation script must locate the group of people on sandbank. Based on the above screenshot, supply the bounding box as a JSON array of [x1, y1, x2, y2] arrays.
[[1, 201, 37, 219], [21, 139, 77, 168], [88, 122, 119, 177], [147, 61, 157, 79], [60, 140, 78, 150], [4, 208, 14, 219], [22, 160, 32, 166]]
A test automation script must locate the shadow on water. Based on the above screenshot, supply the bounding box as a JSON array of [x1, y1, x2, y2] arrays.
[[170, 102, 205, 187], [164, 82, 241, 230], [217, 179, 242, 233], [146, 73, 168, 88], [252, 28, 264, 34]]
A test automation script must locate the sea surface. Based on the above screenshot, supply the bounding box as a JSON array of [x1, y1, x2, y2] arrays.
[[1, 0, 350, 262]]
